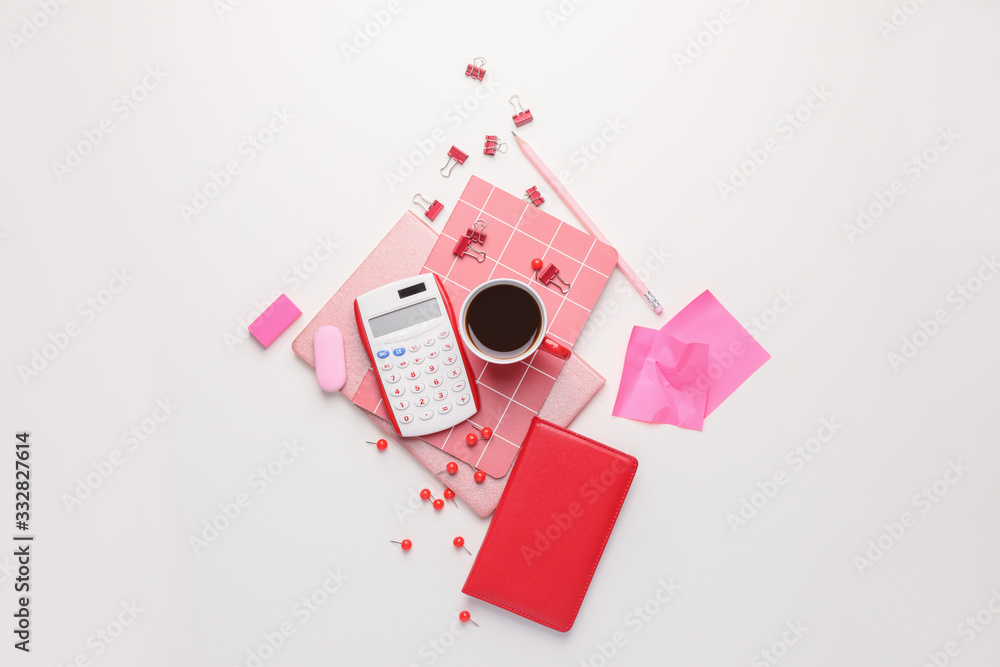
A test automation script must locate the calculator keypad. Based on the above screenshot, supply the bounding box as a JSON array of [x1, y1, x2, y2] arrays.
[[374, 329, 476, 436]]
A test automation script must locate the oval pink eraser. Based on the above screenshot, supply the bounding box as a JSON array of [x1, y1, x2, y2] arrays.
[[314, 326, 346, 392]]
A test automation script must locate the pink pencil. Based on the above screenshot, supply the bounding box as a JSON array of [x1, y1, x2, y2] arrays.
[[512, 132, 663, 314]]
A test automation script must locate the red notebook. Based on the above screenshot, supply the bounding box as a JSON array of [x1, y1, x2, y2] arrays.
[[462, 418, 638, 632]]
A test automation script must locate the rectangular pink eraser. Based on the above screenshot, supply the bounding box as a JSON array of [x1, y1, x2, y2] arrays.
[[248, 294, 301, 348]]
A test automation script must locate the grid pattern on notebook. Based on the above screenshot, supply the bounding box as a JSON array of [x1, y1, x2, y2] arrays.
[[352, 176, 617, 478]]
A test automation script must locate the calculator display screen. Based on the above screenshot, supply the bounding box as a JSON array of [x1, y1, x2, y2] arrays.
[[368, 298, 442, 338]]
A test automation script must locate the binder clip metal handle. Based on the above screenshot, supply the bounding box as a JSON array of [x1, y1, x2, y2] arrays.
[[483, 135, 507, 155], [453, 235, 486, 263], [524, 186, 544, 207], [510, 95, 533, 127], [537, 262, 571, 294], [440, 145, 469, 177], [465, 57, 486, 81], [413, 194, 444, 221], [466, 219, 487, 244]]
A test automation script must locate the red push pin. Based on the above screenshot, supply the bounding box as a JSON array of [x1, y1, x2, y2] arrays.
[[531, 258, 544, 272], [459, 610, 479, 627], [453, 536, 472, 555], [474, 471, 486, 484], [437, 461, 460, 476], [365, 438, 388, 451], [443, 488, 458, 507], [466, 426, 494, 445], [421, 489, 445, 511], [389, 539, 412, 551]]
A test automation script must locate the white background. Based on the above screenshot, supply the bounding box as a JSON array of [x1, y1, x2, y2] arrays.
[[2, 0, 999, 665]]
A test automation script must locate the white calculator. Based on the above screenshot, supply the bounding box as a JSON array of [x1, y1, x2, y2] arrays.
[[354, 273, 481, 437]]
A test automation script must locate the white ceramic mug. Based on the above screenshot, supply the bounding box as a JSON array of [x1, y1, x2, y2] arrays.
[[458, 278, 571, 365]]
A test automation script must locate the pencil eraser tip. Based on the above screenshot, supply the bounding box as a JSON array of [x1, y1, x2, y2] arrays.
[[654, 305, 663, 314]]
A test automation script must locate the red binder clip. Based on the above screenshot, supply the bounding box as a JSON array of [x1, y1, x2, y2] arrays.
[[533, 259, 571, 294], [466, 219, 487, 244], [483, 135, 507, 155], [453, 235, 486, 262], [465, 57, 486, 81], [440, 145, 468, 177], [412, 194, 444, 221], [524, 186, 544, 207], [510, 95, 533, 127]]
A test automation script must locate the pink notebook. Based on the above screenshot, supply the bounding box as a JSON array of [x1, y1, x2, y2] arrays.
[[291, 209, 607, 516], [351, 177, 618, 478]]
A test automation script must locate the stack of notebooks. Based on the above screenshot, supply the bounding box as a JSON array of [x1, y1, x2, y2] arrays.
[[293, 177, 617, 516]]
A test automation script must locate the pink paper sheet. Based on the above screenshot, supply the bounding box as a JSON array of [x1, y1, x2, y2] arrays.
[[612, 328, 709, 429], [613, 290, 770, 429]]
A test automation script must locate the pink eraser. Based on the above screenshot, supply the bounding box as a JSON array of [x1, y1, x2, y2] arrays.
[[248, 294, 301, 348], [313, 326, 346, 392]]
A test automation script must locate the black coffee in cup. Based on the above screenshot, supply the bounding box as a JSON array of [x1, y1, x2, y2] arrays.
[[465, 283, 542, 359]]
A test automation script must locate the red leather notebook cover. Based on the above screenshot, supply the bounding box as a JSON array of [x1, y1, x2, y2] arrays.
[[462, 417, 638, 632]]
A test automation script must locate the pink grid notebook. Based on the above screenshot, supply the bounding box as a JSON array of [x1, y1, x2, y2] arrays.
[[351, 176, 617, 478]]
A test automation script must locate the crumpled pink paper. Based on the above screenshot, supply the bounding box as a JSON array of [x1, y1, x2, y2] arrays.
[[613, 290, 770, 430], [613, 328, 709, 429]]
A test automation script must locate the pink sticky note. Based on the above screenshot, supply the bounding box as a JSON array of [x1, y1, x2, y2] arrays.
[[660, 290, 770, 417], [248, 294, 301, 348], [613, 327, 709, 429], [612, 290, 770, 429]]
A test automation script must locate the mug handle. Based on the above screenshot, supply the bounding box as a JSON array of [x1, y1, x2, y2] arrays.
[[540, 336, 571, 359]]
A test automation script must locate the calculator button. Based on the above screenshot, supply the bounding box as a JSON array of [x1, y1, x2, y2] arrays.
[[380, 361, 394, 371], [415, 396, 429, 407], [408, 342, 421, 352], [443, 353, 458, 365], [426, 362, 439, 373], [390, 387, 405, 397], [456, 394, 471, 406], [406, 369, 421, 380], [442, 341, 454, 351], [438, 403, 453, 414], [447, 368, 462, 379], [438, 330, 450, 339], [411, 355, 425, 365], [423, 336, 436, 347], [386, 373, 401, 384], [376, 350, 391, 359], [396, 359, 409, 369], [410, 383, 426, 393], [427, 349, 440, 359], [433, 390, 448, 401], [394, 399, 409, 410], [393, 347, 406, 357], [418, 410, 434, 420], [399, 413, 414, 424], [452, 380, 466, 392], [429, 376, 444, 388]]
